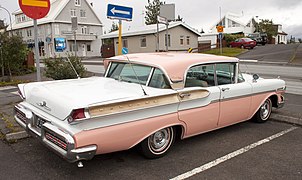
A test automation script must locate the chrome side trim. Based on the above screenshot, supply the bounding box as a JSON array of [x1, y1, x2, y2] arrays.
[[220, 90, 275, 102]]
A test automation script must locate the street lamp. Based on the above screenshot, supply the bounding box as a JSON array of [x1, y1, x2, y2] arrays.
[[0, 5, 13, 35]]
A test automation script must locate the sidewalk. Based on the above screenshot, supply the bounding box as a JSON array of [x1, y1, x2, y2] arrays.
[[291, 43, 302, 65]]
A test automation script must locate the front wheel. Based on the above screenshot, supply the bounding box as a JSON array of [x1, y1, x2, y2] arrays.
[[253, 98, 272, 123], [140, 127, 175, 159]]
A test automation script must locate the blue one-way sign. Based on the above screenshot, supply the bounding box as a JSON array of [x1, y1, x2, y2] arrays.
[[107, 4, 133, 21]]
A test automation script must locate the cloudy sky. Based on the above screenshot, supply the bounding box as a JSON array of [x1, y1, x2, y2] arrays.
[[1, 0, 302, 38]]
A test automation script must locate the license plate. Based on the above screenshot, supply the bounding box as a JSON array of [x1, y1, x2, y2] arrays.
[[36, 116, 46, 129]]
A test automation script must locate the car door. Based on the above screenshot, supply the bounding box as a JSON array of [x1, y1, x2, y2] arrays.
[[177, 64, 221, 137], [216, 63, 252, 127]]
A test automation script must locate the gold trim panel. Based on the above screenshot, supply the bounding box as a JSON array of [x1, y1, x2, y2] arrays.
[[89, 94, 180, 117]]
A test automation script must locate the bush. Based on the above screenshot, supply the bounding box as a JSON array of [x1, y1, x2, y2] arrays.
[[44, 55, 86, 80]]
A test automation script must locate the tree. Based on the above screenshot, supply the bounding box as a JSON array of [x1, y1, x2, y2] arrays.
[[258, 19, 277, 42], [145, 0, 165, 25], [298, 38, 302, 43], [109, 22, 119, 33], [0, 32, 28, 81]]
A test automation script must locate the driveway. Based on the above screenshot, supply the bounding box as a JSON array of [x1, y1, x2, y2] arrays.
[[237, 44, 300, 63]]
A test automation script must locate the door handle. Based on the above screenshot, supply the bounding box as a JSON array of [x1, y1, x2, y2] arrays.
[[221, 87, 230, 92], [179, 93, 191, 98]]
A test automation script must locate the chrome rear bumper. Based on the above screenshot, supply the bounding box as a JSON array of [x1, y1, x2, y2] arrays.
[[14, 104, 97, 163]]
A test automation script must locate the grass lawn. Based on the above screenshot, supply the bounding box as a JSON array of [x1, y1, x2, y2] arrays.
[[202, 47, 247, 57]]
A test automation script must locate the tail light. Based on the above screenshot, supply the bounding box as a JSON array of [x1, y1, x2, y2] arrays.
[[67, 108, 87, 123]]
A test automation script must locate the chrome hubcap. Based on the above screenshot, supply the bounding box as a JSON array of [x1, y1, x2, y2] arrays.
[[260, 100, 271, 120], [148, 128, 171, 153]]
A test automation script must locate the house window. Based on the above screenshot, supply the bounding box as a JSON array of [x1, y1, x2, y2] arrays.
[[75, 0, 81, 6], [80, 10, 86, 17], [180, 36, 184, 45], [70, 43, 78, 51], [26, 29, 32, 37], [140, 36, 147, 47], [123, 38, 128, 48], [87, 44, 91, 51], [186, 36, 190, 45], [165, 34, 171, 47], [81, 26, 88, 34], [71, 9, 76, 17]]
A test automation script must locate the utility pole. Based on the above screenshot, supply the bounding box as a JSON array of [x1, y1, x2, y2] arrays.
[[219, 7, 223, 55], [33, 19, 41, 81], [118, 19, 122, 55]]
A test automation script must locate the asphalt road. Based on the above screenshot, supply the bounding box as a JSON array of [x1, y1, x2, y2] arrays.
[[239, 63, 302, 95], [237, 44, 300, 63], [1, 121, 301, 180]]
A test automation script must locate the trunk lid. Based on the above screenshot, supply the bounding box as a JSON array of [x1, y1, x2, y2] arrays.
[[19, 77, 146, 120]]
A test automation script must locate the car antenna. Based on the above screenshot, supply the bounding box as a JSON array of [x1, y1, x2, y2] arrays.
[[66, 56, 81, 79], [124, 55, 148, 96]]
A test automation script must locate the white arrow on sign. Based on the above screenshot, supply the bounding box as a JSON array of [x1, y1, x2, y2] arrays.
[[110, 7, 130, 15]]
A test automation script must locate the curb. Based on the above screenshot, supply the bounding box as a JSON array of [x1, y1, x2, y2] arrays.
[[270, 114, 302, 126], [5, 131, 28, 142]]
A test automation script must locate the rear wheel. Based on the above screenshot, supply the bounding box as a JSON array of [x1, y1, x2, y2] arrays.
[[253, 98, 272, 123], [140, 127, 175, 159]]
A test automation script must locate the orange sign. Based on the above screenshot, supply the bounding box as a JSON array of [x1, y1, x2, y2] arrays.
[[217, 25, 224, 33], [19, 0, 50, 19]]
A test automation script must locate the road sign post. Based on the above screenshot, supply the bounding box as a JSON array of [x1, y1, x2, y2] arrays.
[[217, 26, 224, 55], [107, 4, 133, 55], [71, 17, 78, 57], [19, 0, 50, 82]]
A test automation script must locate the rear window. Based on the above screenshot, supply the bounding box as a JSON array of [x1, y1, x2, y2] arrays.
[[107, 62, 152, 85]]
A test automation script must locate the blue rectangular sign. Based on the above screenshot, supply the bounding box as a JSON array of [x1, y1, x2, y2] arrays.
[[107, 4, 133, 21]]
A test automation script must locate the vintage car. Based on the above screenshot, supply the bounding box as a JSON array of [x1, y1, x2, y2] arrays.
[[14, 53, 285, 166]]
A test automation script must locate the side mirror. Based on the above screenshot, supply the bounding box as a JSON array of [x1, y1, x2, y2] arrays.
[[253, 74, 259, 82]]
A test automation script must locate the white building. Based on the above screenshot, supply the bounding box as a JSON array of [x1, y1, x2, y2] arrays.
[[10, 0, 103, 58], [101, 21, 201, 56], [274, 24, 287, 44], [209, 12, 256, 35]]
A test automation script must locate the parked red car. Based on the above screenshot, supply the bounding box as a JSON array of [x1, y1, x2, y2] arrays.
[[229, 38, 256, 49]]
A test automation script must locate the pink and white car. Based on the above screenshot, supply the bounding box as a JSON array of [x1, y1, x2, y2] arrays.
[[14, 53, 285, 164]]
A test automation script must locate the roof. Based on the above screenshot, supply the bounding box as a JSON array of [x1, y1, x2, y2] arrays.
[[101, 21, 202, 39], [10, 0, 102, 30], [210, 12, 254, 30], [105, 53, 238, 83]]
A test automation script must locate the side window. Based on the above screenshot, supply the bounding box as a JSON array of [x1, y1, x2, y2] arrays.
[[216, 63, 236, 85], [185, 64, 215, 87], [238, 69, 245, 83], [149, 68, 170, 89]]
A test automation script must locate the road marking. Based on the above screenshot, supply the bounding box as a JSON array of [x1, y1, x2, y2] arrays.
[[170, 126, 298, 180], [239, 59, 258, 63]]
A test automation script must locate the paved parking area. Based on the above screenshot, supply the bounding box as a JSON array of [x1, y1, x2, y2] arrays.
[[1, 121, 301, 180]]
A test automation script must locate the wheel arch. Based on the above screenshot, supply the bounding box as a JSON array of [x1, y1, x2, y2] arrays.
[[131, 124, 186, 149], [249, 92, 278, 119]]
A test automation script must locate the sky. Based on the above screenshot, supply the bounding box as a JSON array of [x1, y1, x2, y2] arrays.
[[1, 0, 302, 38]]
